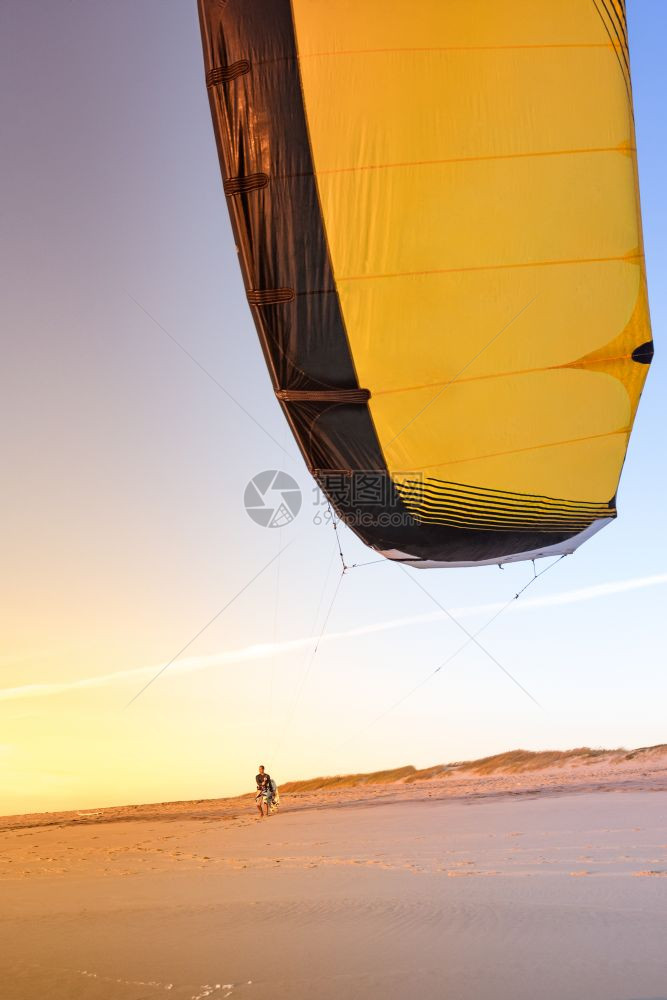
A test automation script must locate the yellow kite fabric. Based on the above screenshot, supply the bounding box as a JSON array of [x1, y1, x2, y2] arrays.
[[199, 0, 652, 566]]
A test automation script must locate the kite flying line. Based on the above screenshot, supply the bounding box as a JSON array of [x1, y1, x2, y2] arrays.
[[333, 554, 567, 749]]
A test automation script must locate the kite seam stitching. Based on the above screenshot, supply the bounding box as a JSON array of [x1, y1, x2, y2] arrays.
[[397, 428, 630, 473], [275, 388, 371, 404], [223, 173, 269, 195], [247, 288, 296, 305], [396, 479, 614, 532], [338, 253, 643, 283], [206, 61, 250, 86]]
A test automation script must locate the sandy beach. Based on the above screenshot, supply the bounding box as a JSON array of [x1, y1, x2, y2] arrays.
[[2, 747, 667, 1000], [3, 2, 666, 998]]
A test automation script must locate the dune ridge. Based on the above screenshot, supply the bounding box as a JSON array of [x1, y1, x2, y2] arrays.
[[280, 743, 667, 791], [2, 743, 666, 834]]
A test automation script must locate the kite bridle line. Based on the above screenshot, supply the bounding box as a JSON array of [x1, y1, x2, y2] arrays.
[[305, 506, 567, 755], [272, 536, 345, 762], [328, 500, 348, 573], [329, 551, 569, 753], [325, 500, 390, 572]]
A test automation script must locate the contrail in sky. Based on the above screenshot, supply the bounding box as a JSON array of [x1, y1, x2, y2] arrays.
[[1, 573, 666, 703]]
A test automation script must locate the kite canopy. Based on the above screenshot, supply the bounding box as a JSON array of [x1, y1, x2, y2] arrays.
[[198, 0, 652, 567]]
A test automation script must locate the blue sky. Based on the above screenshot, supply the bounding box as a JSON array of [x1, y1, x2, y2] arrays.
[[1, 1, 665, 814]]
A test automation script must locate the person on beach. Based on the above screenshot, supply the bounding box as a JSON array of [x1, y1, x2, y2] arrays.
[[255, 765, 273, 818]]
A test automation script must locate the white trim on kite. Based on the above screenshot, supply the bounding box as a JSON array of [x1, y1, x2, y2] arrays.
[[378, 518, 613, 569]]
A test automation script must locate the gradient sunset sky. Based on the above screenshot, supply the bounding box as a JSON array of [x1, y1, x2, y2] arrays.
[[2, 1, 666, 816]]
